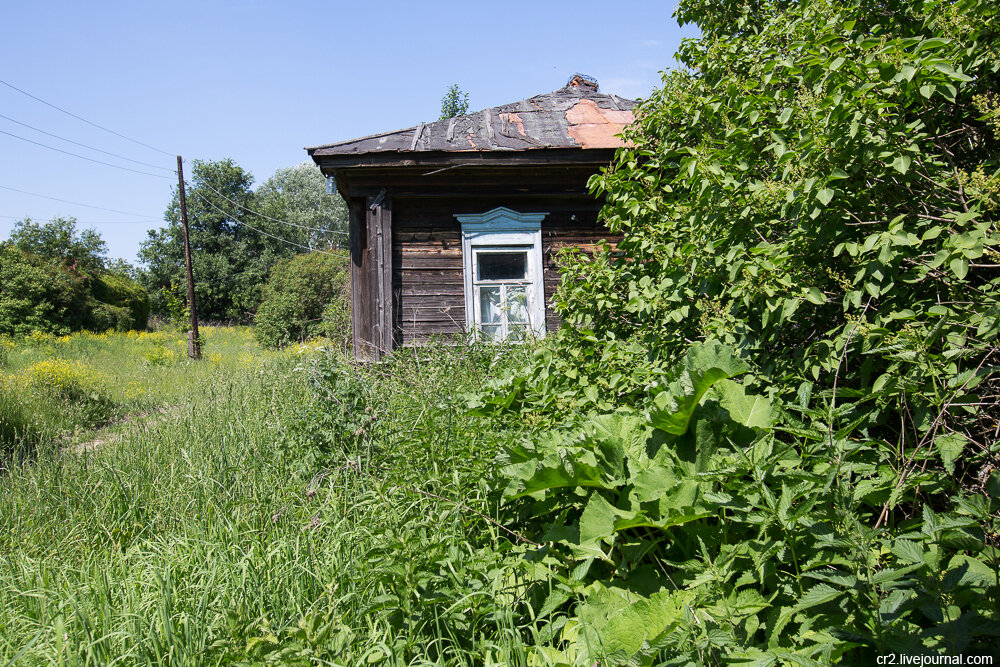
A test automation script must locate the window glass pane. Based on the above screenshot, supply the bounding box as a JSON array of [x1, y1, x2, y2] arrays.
[[477, 252, 527, 281], [480, 324, 502, 341], [508, 323, 529, 341], [507, 286, 528, 324], [480, 286, 502, 324]]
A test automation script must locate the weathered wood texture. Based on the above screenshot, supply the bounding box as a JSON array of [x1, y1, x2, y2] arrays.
[[367, 195, 393, 356], [349, 198, 369, 358], [350, 195, 393, 359], [390, 196, 610, 346], [331, 163, 608, 198]]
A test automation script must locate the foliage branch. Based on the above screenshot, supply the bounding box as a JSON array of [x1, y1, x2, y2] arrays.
[[474, 0, 1000, 661]]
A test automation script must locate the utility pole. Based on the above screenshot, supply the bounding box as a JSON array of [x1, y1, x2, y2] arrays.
[[176, 156, 201, 359]]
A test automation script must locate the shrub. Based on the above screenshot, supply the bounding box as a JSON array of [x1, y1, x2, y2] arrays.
[[254, 251, 349, 349], [0, 244, 90, 337], [0, 244, 150, 336], [91, 272, 151, 330], [496, 342, 1000, 662], [87, 302, 134, 332], [475, 0, 1000, 661]]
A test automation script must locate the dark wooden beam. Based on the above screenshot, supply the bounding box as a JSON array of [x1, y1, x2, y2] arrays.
[[349, 197, 372, 360], [314, 148, 617, 170], [366, 194, 392, 357]]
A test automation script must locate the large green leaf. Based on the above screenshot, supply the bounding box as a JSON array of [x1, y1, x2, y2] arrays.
[[504, 414, 648, 499], [575, 584, 694, 664], [711, 379, 776, 429], [934, 432, 966, 475], [649, 341, 750, 435]]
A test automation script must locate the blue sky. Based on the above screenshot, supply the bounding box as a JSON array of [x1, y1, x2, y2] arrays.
[[0, 1, 697, 264]]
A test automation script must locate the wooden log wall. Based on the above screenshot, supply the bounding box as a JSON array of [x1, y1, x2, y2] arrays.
[[391, 196, 610, 346]]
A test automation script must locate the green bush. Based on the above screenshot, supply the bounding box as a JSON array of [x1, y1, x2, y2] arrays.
[[91, 272, 151, 330], [87, 301, 134, 332], [474, 0, 1000, 661], [0, 244, 90, 337], [0, 243, 150, 337], [493, 342, 1000, 662], [254, 251, 349, 349]]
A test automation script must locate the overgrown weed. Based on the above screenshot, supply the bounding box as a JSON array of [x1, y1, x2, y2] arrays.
[[0, 332, 548, 665]]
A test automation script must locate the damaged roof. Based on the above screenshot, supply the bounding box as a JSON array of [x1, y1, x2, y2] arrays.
[[307, 76, 635, 157]]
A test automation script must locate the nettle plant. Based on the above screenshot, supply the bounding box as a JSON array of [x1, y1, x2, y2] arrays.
[[500, 343, 1000, 664], [476, 0, 1000, 662]]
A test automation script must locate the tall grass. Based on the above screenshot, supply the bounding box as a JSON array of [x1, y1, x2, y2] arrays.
[[0, 333, 547, 665], [0, 327, 272, 458]]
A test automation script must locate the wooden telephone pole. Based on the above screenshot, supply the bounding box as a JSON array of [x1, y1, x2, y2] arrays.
[[176, 156, 201, 359]]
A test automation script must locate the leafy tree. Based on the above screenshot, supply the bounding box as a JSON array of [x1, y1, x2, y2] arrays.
[[253, 251, 350, 349], [480, 0, 1000, 660], [0, 237, 147, 335], [8, 217, 107, 274], [255, 162, 348, 250], [538, 0, 1000, 448], [439, 84, 469, 120], [140, 159, 291, 322], [140, 159, 348, 323], [0, 244, 90, 336]]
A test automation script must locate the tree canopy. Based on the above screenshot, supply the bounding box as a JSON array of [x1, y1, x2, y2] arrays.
[[1, 219, 148, 336], [255, 162, 348, 251], [139, 159, 347, 323], [560, 0, 999, 420], [8, 216, 108, 274]]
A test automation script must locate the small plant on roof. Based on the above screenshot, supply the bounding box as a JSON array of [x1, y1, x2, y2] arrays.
[[439, 84, 469, 120]]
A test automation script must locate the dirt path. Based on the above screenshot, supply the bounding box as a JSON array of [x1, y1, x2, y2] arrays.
[[68, 406, 174, 454]]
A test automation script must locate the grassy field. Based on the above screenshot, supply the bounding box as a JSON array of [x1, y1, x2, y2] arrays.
[[0, 327, 273, 458], [0, 329, 542, 665]]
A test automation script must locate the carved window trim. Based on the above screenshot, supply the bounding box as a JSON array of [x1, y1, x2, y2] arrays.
[[455, 207, 548, 340]]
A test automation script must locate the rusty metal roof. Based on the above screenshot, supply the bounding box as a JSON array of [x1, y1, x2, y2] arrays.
[[307, 79, 635, 157]]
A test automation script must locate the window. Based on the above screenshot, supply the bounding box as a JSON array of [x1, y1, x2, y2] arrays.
[[455, 207, 547, 341], [474, 248, 531, 341]]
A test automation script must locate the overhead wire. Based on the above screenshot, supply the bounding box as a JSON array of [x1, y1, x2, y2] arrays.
[[0, 78, 174, 157], [197, 180, 349, 236], [0, 184, 160, 217], [0, 112, 175, 172], [0, 213, 160, 224], [0, 128, 174, 179], [192, 188, 341, 257]]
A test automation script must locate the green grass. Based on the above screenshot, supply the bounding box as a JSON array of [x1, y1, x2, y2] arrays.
[[0, 327, 279, 455], [0, 331, 547, 665]]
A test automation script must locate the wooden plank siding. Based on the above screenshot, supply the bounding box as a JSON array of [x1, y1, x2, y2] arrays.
[[350, 195, 393, 359], [368, 195, 393, 355], [349, 197, 372, 358], [390, 196, 611, 346]]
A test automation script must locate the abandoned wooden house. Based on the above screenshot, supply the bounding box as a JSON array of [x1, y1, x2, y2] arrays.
[[306, 75, 634, 359]]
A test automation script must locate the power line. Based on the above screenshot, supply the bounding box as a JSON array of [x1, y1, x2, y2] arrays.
[[0, 184, 157, 217], [197, 180, 349, 236], [0, 78, 174, 157], [0, 214, 159, 224], [193, 189, 341, 256], [0, 128, 173, 179], [0, 112, 174, 172]]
